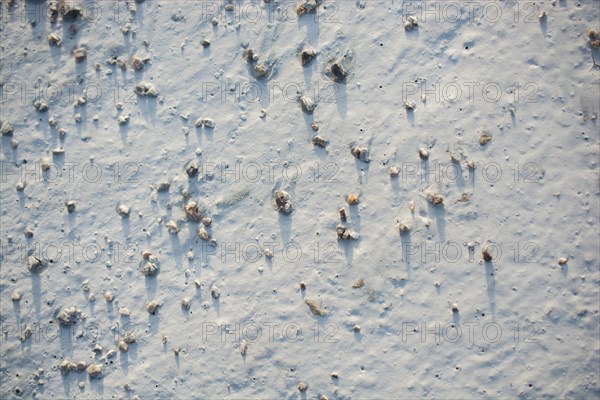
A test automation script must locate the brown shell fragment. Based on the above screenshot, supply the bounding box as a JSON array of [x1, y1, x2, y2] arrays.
[[482, 248, 492, 262], [330, 62, 348, 82], [305, 299, 325, 316], [311, 136, 327, 148]]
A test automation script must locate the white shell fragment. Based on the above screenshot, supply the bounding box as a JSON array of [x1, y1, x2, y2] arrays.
[[135, 81, 159, 97], [140, 262, 159, 276], [299, 96, 316, 114], [274, 190, 293, 214], [166, 220, 179, 234], [181, 298, 191, 310], [1, 121, 14, 136], [351, 145, 370, 162], [117, 204, 130, 216], [87, 364, 102, 378], [147, 300, 160, 314], [198, 226, 210, 240], [404, 15, 418, 31], [202, 118, 215, 128], [558, 257, 568, 265]]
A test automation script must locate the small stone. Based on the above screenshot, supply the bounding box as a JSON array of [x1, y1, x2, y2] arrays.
[[0, 121, 14, 136], [451, 304, 459, 313], [198, 226, 210, 241], [140, 262, 159, 276], [34, 100, 49, 112], [479, 131, 492, 146], [146, 300, 160, 315], [310, 122, 319, 131], [201, 39, 211, 47], [299, 96, 316, 114], [352, 278, 365, 289], [119, 307, 131, 316], [428, 194, 443, 206], [104, 291, 114, 302], [347, 194, 359, 205], [404, 15, 418, 30], [298, 383, 308, 392], [329, 61, 347, 82], [311, 136, 327, 148], [274, 190, 293, 214], [181, 298, 191, 310], [339, 208, 347, 221], [73, 47, 86, 62], [351, 145, 370, 162], [242, 48, 258, 63], [117, 204, 130, 216], [27, 255, 45, 273], [403, 100, 417, 110], [388, 166, 399, 176], [155, 181, 170, 192], [482, 248, 492, 262], [253, 63, 270, 79], [118, 340, 128, 352], [202, 217, 212, 226], [185, 201, 201, 222], [300, 48, 316, 66], [186, 160, 199, 177], [56, 307, 79, 326], [300, 281, 306, 290], [134, 81, 158, 97], [240, 339, 248, 356], [24, 227, 34, 238], [66, 200, 76, 213], [211, 286, 221, 299], [202, 118, 215, 128], [398, 222, 411, 235], [131, 55, 143, 70], [419, 148, 429, 160], [165, 220, 179, 234], [48, 33, 61, 45], [558, 257, 568, 265], [11, 291, 22, 301], [305, 299, 325, 316]]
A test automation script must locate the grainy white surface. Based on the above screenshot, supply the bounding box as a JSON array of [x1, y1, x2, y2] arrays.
[[1, 0, 599, 399]]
